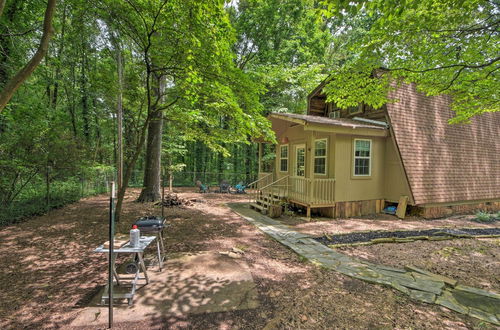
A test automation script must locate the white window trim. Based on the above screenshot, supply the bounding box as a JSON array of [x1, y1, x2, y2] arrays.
[[353, 138, 372, 177], [314, 138, 328, 175], [295, 144, 306, 177], [279, 144, 289, 172]]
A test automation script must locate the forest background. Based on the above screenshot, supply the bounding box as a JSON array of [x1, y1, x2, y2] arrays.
[[0, 0, 497, 223]]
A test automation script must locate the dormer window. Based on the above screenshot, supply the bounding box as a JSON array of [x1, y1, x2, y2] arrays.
[[329, 110, 341, 119], [348, 104, 363, 115]]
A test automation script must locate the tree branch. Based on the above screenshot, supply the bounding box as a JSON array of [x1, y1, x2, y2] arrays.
[[437, 66, 466, 93], [0, 0, 6, 18], [387, 56, 500, 74], [0, 29, 34, 37], [0, 0, 57, 112]]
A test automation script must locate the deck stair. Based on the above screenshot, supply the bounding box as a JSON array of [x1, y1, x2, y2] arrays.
[[248, 176, 289, 215]]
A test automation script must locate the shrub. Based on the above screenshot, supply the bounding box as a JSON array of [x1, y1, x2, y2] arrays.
[[473, 211, 494, 223]]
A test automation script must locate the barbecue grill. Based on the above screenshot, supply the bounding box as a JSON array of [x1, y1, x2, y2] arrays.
[[133, 216, 166, 233], [132, 215, 167, 271]]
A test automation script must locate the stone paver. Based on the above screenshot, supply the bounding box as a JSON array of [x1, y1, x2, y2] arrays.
[[229, 203, 500, 326]]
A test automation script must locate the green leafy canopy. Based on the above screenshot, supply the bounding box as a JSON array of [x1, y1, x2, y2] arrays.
[[320, 0, 499, 122]]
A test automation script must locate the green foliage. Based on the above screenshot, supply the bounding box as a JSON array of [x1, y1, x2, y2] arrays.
[[0, 167, 114, 225], [230, 0, 332, 114], [473, 211, 498, 223], [320, 0, 499, 121], [253, 63, 327, 113]]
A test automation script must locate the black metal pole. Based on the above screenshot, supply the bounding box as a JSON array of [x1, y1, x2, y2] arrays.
[[108, 182, 115, 328]]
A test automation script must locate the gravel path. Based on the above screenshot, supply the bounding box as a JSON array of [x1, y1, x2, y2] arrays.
[[314, 228, 500, 245]]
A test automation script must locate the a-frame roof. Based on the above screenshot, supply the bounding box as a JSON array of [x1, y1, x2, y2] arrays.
[[387, 83, 500, 205]]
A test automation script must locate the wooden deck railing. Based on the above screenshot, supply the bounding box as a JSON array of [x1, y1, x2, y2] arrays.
[[312, 178, 336, 205], [260, 175, 289, 201], [288, 176, 335, 206], [252, 173, 335, 206], [247, 172, 273, 202]]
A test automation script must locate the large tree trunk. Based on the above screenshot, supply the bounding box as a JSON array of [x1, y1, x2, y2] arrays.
[[137, 113, 163, 201], [137, 75, 165, 202], [0, 0, 57, 112]]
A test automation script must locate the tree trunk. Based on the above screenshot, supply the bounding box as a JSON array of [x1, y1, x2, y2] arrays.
[[137, 114, 163, 201], [137, 75, 165, 202], [245, 142, 252, 182], [0, 0, 57, 112], [80, 45, 90, 142], [0, 1, 19, 87], [0, 0, 7, 18], [168, 157, 173, 191], [50, 2, 66, 109], [113, 34, 124, 191], [217, 150, 224, 182]]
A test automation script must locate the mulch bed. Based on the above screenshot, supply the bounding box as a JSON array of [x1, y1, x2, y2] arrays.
[[314, 227, 500, 246]]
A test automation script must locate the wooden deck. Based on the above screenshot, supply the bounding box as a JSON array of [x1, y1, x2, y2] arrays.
[[250, 174, 336, 218]]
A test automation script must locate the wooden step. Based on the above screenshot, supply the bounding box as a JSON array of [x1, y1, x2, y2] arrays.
[[262, 192, 286, 200], [255, 199, 271, 208], [256, 197, 281, 206], [249, 202, 267, 213], [261, 196, 282, 203], [260, 189, 286, 196]]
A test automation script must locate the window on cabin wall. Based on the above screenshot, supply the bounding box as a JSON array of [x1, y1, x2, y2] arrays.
[[279, 145, 288, 172], [314, 139, 327, 175], [348, 104, 363, 115], [296, 146, 305, 176], [354, 139, 371, 176], [329, 110, 341, 118]]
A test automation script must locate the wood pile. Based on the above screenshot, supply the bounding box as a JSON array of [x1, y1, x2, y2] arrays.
[[155, 193, 194, 207]]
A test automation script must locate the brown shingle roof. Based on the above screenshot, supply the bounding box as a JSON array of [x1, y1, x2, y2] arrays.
[[387, 83, 500, 205], [270, 112, 387, 130]]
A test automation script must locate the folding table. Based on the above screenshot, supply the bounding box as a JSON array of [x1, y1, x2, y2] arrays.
[[95, 236, 156, 305]]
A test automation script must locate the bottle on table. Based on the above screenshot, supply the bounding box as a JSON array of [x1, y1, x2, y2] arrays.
[[130, 224, 140, 247]]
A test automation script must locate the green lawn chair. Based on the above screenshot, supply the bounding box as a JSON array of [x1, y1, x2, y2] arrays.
[[195, 180, 209, 193]]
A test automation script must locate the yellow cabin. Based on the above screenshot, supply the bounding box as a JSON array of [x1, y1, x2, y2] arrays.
[[250, 81, 500, 219]]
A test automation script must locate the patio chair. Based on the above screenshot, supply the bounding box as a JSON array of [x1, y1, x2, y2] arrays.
[[219, 180, 231, 194], [195, 180, 209, 193], [234, 182, 247, 194]]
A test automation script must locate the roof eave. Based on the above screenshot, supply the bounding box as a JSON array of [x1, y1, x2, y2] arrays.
[[303, 123, 388, 137], [269, 113, 307, 126]]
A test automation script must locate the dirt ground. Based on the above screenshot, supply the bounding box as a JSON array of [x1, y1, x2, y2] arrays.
[[338, 237, 500, 292], [0, 188, 498, 329]]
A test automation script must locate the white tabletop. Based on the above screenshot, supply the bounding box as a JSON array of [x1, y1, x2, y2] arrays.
[[94, 235, 156, 253]]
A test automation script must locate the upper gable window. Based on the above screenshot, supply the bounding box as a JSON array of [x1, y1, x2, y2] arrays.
[[329, 110, 341, 119], [348, 104, 363, 115], [353, 139, 371, 176]]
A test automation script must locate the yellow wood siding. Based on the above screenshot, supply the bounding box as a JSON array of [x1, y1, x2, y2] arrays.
[[334, 135, 385, 202], [384, 138, 412, 202], [274, 125, 335, 181], [271, 118, 412, 206]]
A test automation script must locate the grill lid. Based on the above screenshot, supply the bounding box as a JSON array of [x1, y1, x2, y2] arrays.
[[133, 216, 166, 233]]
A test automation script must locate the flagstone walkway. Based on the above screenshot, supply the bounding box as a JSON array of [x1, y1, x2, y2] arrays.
[[229, 203, 500, 326]]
